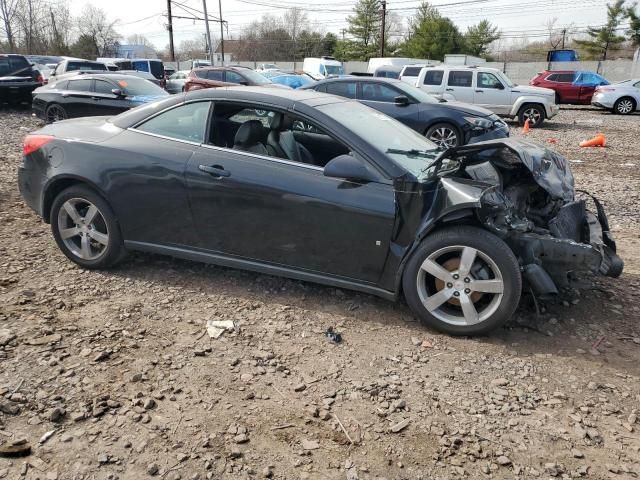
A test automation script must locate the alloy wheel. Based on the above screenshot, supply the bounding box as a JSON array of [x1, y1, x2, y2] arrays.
[[46, 105, 67, 123], [428, 127, 458, 148], [416, 245, 504, 326], [616, 99, 634, 114], [523, 107, 542, 126], [57, 198, 110, 261]]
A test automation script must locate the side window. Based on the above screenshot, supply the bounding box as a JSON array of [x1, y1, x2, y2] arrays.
[[207, 70, 224, 81], [447, 71, 473, 87], [361, 83, 401, 102], [133, 61, 150, 73], [477, 72, 503, 89], [136, 101, 211, 143], [314, 85, 327, 93], [546, 73, 558, 82], [324, 82, 356, 99], [94, 80, 115, 94], [633, 80, 640, 88], [225, 71, 245, 84], [67, 79, 93, 92], [423, 70, 444, 85]]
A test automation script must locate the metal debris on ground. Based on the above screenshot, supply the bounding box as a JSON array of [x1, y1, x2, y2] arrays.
[[324, 326, 342, 344], [206, 320, 237, 339]]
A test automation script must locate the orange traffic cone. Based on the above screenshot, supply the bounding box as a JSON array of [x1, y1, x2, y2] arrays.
[[579, 133, 606, 148], [522, 118, 530, 134]]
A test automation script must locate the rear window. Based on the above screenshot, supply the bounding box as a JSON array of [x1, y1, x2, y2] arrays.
[[68, 61, 107, 72], [447, 71, 473, 87], [402, 67, 422, 77], [0, 55, 30, 76], [423, 70, 444, 85]]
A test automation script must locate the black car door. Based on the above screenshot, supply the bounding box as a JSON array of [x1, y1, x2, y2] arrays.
[[358, 82, 424, 132], [93, 79, 130, 116], [62, 78, 96, 117], [185, 104, 397, 284]]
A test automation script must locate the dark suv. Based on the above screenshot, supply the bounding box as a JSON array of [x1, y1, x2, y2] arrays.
[[0, 54, 43, 105]]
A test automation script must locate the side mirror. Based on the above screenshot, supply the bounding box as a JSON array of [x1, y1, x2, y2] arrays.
[[394, 95, 410, 106], [111, 88, 124, 96], [323, 155, 377, 183]]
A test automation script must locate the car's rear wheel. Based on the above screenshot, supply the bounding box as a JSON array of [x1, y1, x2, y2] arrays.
[[613, 96, 635, 115], [50, 185, 125, 269], [426, 123, 461, 148], [46, 104, 67, 123], [517, 104, 545, 127], [402, 226, 522, 336]]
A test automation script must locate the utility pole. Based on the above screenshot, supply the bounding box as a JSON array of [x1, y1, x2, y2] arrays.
[[561, 29, 566, 49], [380, 0, 386, 57], [49, 8, 60, 50], [202, 0, 214, 63], [218, 0, 225, 65], [167, 0, 175, 61]]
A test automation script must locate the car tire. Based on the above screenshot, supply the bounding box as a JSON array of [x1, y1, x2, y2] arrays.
[[50, 185, 125, 269], [517, 104, 545, 127], [613, 96, 635, 115], [425, 123, 461, 148], [402, 226, 522, 336], [45, 103, 68, 123]]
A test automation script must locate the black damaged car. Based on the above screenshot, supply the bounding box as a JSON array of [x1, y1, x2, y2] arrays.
[[17, 87, 623, 335]]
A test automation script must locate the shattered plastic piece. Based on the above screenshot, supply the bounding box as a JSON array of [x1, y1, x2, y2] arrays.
[[39, 430, 55, 445], [324, 327, 342, 344], [206, 320, 236, 339]]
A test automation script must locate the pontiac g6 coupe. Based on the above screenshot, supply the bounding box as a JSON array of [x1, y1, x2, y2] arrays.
[[18, 87, 623, 335]]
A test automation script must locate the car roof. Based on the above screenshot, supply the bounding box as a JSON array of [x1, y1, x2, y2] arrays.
[[111, 86, 348, 129], [192, 66, 247, 72], [312, 76, 403, 86], [60, 73, 147, 81]]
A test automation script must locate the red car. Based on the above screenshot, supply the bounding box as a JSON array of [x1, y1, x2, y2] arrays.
[[530, 70, 609, 105], [184, 66, 284, 92]]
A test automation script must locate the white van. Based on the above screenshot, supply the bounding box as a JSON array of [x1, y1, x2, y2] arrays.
[[413, 65, 558, 127], [302, 57, 345, 80]]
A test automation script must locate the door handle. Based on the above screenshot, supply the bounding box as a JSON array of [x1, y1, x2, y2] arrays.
[[199, 164, 230, 178], [446, 88, 454, 91], [475, 89, 484, 92]]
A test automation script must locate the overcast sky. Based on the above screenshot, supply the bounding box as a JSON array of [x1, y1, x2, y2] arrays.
[[69, 0, 614, 51]]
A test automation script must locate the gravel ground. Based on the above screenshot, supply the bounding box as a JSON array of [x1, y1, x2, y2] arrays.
[[0, 105, 639, 480]]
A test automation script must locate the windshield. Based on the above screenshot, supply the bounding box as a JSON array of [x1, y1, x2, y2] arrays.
[[240, 69, 272, 85], [114, 77, 168, 97], [393, 82, 438, 103], [318, 101, 439, 177], [325, 64, 345, 76], [496, 70, 514, 87], [68, 61, 107, 72]]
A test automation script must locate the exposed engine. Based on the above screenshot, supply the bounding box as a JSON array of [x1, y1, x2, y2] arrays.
[[438, 139, 623, 295]]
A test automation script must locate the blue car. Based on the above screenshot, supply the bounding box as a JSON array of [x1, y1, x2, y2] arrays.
[[32, 73, 169, 123], [270, 74, 316, 89]]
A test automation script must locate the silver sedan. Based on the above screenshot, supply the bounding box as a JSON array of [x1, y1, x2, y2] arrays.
[[591, 79, 640, 114], [165, 70, 190, 94]]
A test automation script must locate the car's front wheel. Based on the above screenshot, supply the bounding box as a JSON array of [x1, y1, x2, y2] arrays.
[[517, 104, 545, 127], [50, 185, 125, 269], [613, 96, 635, 115], [402, 226, 522, 336], [425, 123, 461, 148]]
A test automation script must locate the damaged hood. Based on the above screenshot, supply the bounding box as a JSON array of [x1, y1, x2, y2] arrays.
[[442, 138, 575, 201]]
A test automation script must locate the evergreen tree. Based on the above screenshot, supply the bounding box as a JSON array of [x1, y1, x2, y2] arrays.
[[346, 0, 382, 60], [627, 2, 640, 47], [401, 3, 465, 61], [464, 20, 500, 57], [575, 0, 627, 59]]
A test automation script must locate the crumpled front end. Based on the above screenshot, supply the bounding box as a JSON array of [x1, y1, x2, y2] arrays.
[[441, 139, 623, 295]]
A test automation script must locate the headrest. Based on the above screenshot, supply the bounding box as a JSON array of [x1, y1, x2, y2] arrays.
[[268, 113, 293, 132], [234, 120, 264, 146]]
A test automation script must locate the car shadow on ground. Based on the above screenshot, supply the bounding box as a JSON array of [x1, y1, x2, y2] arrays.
[[103, 250, 640, 372]]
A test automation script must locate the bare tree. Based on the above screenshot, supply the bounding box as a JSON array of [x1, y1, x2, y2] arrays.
[[0, 0, 19, 50], [76, 4, 121, 57], [126, 33, 155, 48]]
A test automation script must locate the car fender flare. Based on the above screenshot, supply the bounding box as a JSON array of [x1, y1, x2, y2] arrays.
[[510, 96, 550, 116], [41, 174, 109, 224], [392, 178, 490, 295]]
